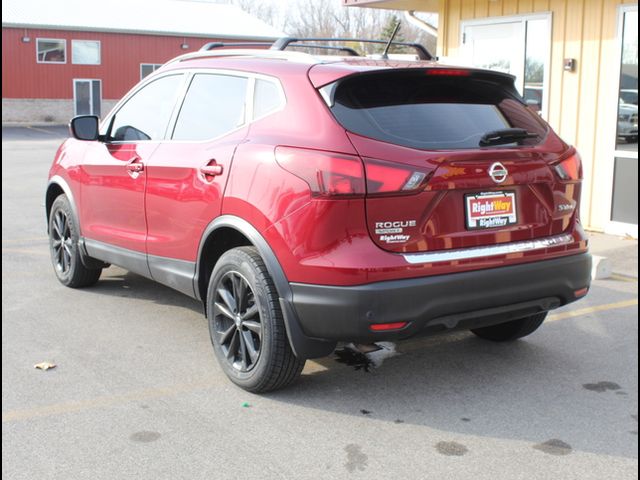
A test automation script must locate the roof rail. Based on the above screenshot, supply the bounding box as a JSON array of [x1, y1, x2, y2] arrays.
[[164, 37, 432, 66], [271, 37, 433, 60], [200, 41, 359, 56], [165, 48, 318, 66], [200, 42, 272, 51], [277, 44, 360, 56]]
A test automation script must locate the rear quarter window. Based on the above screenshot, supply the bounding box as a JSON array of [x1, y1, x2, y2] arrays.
[[329, 71, 547, 150], [253, 78, 284, 119]]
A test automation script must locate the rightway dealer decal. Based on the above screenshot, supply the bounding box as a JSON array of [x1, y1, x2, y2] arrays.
[[465, 191, 517, 230], [375, 220, 416, 243], [379, 234, 411, 244]]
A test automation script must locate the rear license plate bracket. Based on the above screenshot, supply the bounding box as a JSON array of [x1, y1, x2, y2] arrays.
[[465, 191, 517, 230]]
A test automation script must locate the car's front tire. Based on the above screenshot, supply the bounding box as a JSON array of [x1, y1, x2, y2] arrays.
[[48, 194, 102, 288], [207, 247, 305, 393], [470, 312, 547, 342]]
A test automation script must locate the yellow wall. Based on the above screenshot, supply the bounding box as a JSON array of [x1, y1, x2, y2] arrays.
[[437, 0, 636, 231]]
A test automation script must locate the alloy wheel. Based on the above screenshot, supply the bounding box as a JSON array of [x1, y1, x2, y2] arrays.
[[51, 210, 73, 275], [213, 271, 262, 372]]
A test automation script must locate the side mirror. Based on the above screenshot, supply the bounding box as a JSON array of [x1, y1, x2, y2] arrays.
[[70, 115, 99, 141]]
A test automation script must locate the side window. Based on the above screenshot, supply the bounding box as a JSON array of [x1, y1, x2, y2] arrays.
[[172, 74, 248, 141], [253, 78, 283, 119], [37, 39, 66, 63], [109, 74, 184, 141]]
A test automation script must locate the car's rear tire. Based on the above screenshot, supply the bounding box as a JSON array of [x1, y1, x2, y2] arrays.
[[207, 246, 305, 393], [48, 195, 102, 288], [470, 312, 547, 342]]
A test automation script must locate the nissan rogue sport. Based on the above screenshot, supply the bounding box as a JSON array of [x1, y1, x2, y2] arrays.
[[46, 39, 592, 392]]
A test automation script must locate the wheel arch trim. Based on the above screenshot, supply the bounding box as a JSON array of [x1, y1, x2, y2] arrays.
[[46, 176, 80, 234], [195, 215, 336, 359], [194, 215, 292, 303], [46, 176, 105, 269]]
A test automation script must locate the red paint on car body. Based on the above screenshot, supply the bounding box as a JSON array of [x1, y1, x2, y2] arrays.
[[48, 56, 589, 287]]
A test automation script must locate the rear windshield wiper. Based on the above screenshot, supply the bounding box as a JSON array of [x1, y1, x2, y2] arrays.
[[479, 128, 539, 147]]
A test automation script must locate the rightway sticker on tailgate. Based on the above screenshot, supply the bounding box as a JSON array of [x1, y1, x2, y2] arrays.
[[375, 220, 416, 243]]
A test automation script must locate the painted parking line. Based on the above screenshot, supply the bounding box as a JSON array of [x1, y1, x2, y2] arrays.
[[2, 297, 637, 424], [2, 247, 49, 257], [2, 237, 48, 246], [2, 380, 220, 423], [609, 273, 638, 283], [25, 125, 59, 135], [547, 298, 638, 322], [397, 298, 639, 355]]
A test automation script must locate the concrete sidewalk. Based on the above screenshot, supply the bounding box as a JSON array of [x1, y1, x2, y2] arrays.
[[587, 231, 638, 278]]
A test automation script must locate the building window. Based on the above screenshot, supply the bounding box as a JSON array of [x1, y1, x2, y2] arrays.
[[72, 40, 100, 65], [523, 18, 548, 115], [37, 38, 66, 63], [460, 14, 551, 118], [140, 64, 163, 80]]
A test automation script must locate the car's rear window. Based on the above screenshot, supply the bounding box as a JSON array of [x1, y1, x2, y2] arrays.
[[328, 71, 547, 150]]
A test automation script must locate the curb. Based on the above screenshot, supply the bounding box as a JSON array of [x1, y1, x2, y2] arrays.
[[591, 255, 613, 280]]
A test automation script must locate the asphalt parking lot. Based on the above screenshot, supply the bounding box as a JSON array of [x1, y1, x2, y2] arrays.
[[2, 126, 638, 480]]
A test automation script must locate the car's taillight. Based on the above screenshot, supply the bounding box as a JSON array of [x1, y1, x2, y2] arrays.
[[275, 147, 432, 198], [363, 158, 431, 196], [553, 153, 582, 181], [275, 147, 365, 198], [425, 68, 471, 76]]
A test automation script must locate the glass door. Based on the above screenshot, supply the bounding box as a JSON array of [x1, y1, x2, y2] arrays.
[[73, 79, 101, 117], [608, 5, 638, 237]]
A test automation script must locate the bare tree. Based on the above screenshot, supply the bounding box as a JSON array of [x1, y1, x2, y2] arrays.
[[219, 0, 280, 31], [220, 0, 437, 55]]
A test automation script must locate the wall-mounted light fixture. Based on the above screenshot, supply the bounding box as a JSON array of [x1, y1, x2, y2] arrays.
[[21, 36, 31, 43], [180, 43, 189, 50], [563, 58, 577, 72]]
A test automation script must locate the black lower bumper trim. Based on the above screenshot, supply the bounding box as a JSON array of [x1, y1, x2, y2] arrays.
[[289, 253, 592, 344]]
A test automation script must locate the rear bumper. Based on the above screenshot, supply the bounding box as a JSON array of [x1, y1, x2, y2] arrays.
[[288, 252, 591, 345]]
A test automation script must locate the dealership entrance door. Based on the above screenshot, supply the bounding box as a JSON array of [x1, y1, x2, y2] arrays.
[[606, 5, 638, 237]]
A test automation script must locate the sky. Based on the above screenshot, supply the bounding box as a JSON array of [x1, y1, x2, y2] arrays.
[[213, 0, 439, 32]]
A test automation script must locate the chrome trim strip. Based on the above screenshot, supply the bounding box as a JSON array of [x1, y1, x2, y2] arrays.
[[402, 234, 574, 264]]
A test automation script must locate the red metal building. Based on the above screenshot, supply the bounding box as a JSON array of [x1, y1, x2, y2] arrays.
[[2, 0, 284, 123]]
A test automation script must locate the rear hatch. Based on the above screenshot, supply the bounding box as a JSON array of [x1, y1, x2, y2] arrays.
[[317, 67, 582, 253]]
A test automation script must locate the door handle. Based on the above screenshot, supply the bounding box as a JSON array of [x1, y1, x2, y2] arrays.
[[126, 157, 144, 178], [126, 162, 144, 173], [200, 162, 223, 177], [126, 157, 144, 173]]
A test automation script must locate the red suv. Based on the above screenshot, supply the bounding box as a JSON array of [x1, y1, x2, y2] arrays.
[[46, 39, 591, 392]]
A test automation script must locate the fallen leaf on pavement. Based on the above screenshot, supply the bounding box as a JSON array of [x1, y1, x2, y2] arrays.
[[34, 362, 56, 371]]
